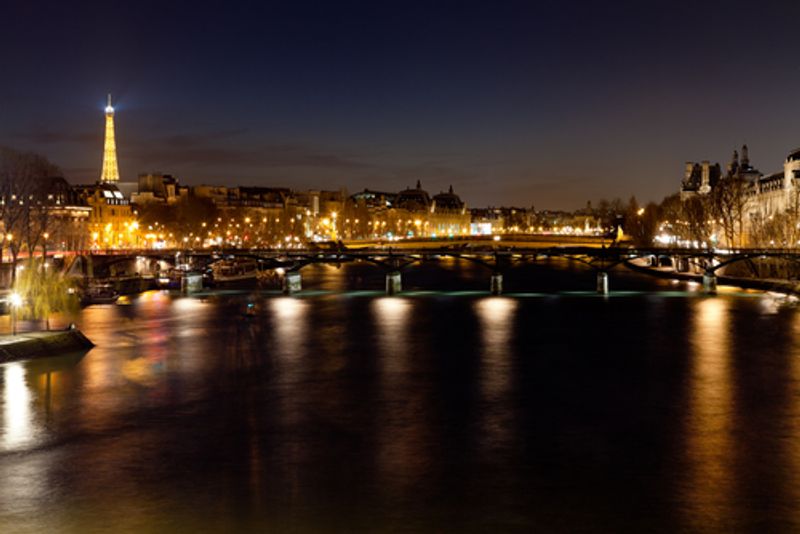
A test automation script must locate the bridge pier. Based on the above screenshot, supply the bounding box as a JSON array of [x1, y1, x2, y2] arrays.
[[181, 273, 203, 294], [282, 271, 302, 294], [596, 271, 609, 295], [702, 272, 717, 294], [386, 271, 402, 295], [490, 273, 503, 295]]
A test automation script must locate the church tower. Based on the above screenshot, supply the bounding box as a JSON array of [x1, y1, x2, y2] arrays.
[[100, 94, 120, 183]]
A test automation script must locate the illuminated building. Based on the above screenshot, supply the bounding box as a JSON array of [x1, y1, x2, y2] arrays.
[[73, 183, 136, 249], [132, 173, 187, 205], [100, 94, 120, 183], [37, 177, 92, 252], [471, 206, 537, 235], [430, 185, 470, 236], [69, 98, 137, 249], [680, 144, 800, 244], [386, 181, 469, 238]]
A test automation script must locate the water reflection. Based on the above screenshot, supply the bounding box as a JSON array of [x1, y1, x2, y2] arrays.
[[681, 297, 735, 529], [475, 298, 517, 401], [373, 297, 411, 374], [787, 312, 800, 526], [271, 297, 307, 364], [2, 363, 35, 451], [373, 297, 431, 495], [268, 296, 310, 499], [474, 297, 517, 459], [3, 275, 800, 531]]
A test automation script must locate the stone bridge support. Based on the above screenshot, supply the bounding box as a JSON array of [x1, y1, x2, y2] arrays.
[[597, 271, 609, 295], [182, 273, 203, 294], [702, 272, 717, 294], [282, 271, 302, 295], [386, 271, 402, 295], [490, 272, 503, 295]]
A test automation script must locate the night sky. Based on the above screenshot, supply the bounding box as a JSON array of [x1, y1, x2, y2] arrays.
[[2, 0, 799, 209]]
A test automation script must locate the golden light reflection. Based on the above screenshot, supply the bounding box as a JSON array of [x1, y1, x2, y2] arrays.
[[271, 297, 308, 367], [2, 362, 35, 451], [170, 297, 213, 379], [121, 358, 158, 386], [475, 297, 517, 451], [787, 312, 800, 526], [172, 296, 204, 313], [373, 297, 411, 374], [682, 297, 735, 529], [269, 297, 309, 491], [475, 298, 517, 400], [373, 297, 428, 493]]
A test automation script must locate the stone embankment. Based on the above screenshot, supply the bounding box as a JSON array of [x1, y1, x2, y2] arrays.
[[625, 260, 800, 294], [0, 328, 94, 364]]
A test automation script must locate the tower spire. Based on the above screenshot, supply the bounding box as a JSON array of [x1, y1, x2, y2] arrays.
[[100, 94, 119, 183]]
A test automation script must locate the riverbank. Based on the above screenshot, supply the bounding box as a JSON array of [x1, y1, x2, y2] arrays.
[[0, 328, 94, 364], [624, 260, 800, 294]]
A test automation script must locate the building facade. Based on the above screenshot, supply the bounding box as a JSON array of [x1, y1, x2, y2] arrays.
[[680, 144, 800, 245]]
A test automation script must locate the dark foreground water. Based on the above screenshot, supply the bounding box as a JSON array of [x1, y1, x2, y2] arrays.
[[2, 261, 800, 533]]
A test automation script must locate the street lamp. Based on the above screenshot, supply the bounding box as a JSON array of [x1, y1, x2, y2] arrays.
[[9, 292, 22, 336]]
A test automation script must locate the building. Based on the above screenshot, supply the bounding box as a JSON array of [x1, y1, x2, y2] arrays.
[[471, 206, 537, 234], [38, 177, 92, 252], [73, 182, 137, 249], [430, 186, 470, 236], [680, 144, 800, 244], [132, 173, 187, 205]]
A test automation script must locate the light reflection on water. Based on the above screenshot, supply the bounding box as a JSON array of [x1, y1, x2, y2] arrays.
[[475, 297, 517, 401], [2, 362, 35, 451], [1, 271, 800, 530], [475, 297, 518, 460], [373, 297, 432, 495], [682, 297, 735, 530]]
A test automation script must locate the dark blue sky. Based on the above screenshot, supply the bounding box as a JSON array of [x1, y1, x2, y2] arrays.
[[2, 0, 799, 209]]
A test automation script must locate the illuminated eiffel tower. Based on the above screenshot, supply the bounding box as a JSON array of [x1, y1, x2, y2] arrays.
[[100, 94, 120, 183]]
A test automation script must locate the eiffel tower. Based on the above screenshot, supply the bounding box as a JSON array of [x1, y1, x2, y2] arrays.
[[100, 94, 120, 183]]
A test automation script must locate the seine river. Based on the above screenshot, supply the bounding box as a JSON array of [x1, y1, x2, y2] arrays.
[[2, 261, 800, 532]]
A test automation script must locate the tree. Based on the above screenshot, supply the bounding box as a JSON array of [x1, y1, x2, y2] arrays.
[[14, 258, 79, 330], [709, 176, 749, 248], [0, 148, 61, 282], [624, 197, 659, 246]]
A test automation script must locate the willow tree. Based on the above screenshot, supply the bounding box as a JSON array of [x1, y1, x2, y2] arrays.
[[14, 259, 79, 330]]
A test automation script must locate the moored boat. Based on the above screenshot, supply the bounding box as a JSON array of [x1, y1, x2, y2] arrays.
[[210, 258, 258, 287], [81, 282, 119, 305]]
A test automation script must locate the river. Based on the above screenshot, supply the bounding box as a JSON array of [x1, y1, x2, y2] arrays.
[[1, 261, 799, 532]]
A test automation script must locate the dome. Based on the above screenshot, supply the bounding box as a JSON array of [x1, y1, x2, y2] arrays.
[[432, 186, 464, 211], [395, 182, 431, 211]]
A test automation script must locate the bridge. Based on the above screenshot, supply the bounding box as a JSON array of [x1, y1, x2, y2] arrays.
[[66, 242, 800, 296]]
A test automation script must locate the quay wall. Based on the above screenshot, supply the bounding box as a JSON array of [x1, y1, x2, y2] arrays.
[[0, 329, 94, 364]]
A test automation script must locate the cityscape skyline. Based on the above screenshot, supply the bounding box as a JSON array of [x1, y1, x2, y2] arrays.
[[3, 1, 800, 209]]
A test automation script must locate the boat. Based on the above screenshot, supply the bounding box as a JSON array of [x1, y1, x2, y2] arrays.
[[210, 258, 259, 287], [154, 267, 206, 292], [156, 268, 187, 290], [81, 282, 119, 305]]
